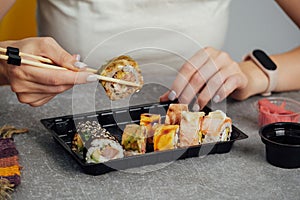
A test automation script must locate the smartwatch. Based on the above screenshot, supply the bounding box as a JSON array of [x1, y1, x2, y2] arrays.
[[243, 49, 278, 96]]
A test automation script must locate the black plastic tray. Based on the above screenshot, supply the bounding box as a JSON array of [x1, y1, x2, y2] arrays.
[[41, 102, 248, 175]]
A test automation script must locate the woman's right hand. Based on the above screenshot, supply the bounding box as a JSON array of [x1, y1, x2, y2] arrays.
[[0, 37, 96, 106]]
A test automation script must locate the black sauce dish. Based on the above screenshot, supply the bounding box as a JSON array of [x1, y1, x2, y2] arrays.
[[259, 122, 300, 168]]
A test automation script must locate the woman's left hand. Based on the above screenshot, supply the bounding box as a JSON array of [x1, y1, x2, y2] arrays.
[[160, 47, 248, 110]]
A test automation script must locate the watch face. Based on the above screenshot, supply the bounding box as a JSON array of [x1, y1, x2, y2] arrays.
[[253, 49, 277, 70]]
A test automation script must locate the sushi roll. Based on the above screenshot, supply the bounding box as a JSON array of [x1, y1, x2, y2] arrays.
[[98, 55, 144, 100], [72, 121, 102, 153], [140, 113, 161, 144], [121, 124, 147, 154], [72, 121, 124, 163], [85, 130, 124, 163], [153, 124, 179, 151], [165, 104, 189, 125], [200, 110, 232, 144], [179, 111, 205, 147]]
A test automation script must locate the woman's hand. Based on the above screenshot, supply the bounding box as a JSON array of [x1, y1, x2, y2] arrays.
[[0, 37, 96, 106], [160, 47, 248, 110]]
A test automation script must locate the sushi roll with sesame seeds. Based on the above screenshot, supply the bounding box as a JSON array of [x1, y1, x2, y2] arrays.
[[84, 129, 124, 163], [72, 121, 124, 163], [71, 121, 102, 153]]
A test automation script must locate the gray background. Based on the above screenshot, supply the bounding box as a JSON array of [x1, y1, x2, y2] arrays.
[[224, 0, 300, 61], [1, 1, 300, 199]]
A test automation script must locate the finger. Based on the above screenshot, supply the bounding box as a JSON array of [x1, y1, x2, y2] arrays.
[[178, 58, 219, 104], [73, 54, 81, 61], [34, 37, 88, 71], [29, 96, 55, 107], [214, 74, 242, 103], [10, 78, 74, 93], [16, 93, 54, 105], [178, 49, 230, 104], [214, 71, 248, 103], [228, 74, 249, 101], [168, 48, 210, 100], [159, 91, 170, 102], [196, 65, 233, 108], [11, 65, 94, 86]]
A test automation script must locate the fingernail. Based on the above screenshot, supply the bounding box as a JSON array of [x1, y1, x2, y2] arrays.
[[168, 90, 177, 101], [74, 61, 88, 69], [192, 104, 200, 111], [86, 75, 98, 82], [213, 95, 220, 103], [75, 54, 81, 61]]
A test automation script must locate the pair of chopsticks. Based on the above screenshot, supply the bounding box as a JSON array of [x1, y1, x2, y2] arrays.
[[0, 47, 140, 87]]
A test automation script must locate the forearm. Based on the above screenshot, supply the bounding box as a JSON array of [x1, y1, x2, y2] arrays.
[[276, 0, 300, 28], [232, 46, 300, 100], [0, 0, 16, 20], [271, 46, 300, 92]]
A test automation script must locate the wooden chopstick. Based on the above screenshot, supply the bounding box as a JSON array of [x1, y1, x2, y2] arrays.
[[0, 47, 98, 74], [0, 47, 53, 64], [0, 54, 141, 87]]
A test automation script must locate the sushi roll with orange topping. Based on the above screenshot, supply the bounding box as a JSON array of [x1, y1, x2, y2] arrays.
[[140, 113, 161, 144], [153, 124, 179, 151]]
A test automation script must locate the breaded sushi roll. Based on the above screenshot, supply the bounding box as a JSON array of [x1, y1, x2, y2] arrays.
[[179, 111, 205, 147], [153, 124, 179, 151], [165, 104, 189, 125], [98, 55, 143, 100], [121, 124, 147, 154], [140, 113, 161, 144], [200, 110, 232, 144]]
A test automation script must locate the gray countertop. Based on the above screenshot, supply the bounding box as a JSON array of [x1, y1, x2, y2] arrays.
[[1, 84, 300, 200]]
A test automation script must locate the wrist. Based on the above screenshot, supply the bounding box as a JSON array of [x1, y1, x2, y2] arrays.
[[237, 60, 269, 98]]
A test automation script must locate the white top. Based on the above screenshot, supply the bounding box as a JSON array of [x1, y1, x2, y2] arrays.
[[37, 0, 231, 78]]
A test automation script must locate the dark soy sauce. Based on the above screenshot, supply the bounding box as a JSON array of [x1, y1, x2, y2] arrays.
[[269, 135, 300, 145]]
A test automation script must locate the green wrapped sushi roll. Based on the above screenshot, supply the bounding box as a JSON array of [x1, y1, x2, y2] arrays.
[[72, 121, 102, 153], [72, 121, 124, 163]]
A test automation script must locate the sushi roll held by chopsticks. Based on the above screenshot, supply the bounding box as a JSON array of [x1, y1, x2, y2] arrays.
[[99, 55, 144, 100]]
